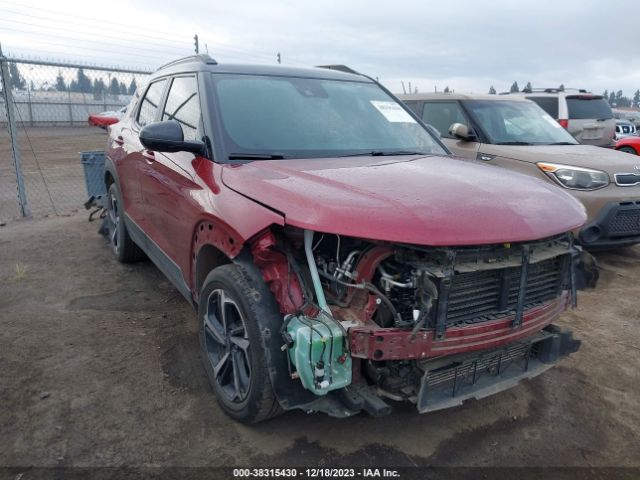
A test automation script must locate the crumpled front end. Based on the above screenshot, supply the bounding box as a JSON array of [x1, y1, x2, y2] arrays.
[[249, 227, 596, 417]]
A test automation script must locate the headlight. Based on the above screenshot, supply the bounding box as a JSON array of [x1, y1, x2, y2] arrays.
[[537, 162, 610, 190]]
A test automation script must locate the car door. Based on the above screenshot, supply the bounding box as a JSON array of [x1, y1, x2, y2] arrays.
[[120, 78, 168, 225], [420, 100, 480, 159], [138, 74, 204, 272]]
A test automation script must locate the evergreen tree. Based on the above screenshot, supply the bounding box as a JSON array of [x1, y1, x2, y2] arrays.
[[634, 90, 640, 108], [488, 85, 496, 95], [55, 72, 66, 91], [602, 89, 608, 99], [76, 68, 92, 93], [119, 81, 127, 95], [558, 84, 565, 92], [524, 81, 532, 92], [127, 78, 137, 95], [443, 86, 450, 93], [510, 81, 519, 93], [608, 91, 616, 106], [93, 78, 106, 99], [108, 77, 120, 95], [8, 62, 26, 89]]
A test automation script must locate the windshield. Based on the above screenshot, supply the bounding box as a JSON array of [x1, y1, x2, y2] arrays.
[[210, 74, 446, 160], [464, 100, 579, 145]]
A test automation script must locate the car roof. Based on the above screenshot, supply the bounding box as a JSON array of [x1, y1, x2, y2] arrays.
[[153, 55, 371, 82], [504, 90, 606, 100], [397, 92, 532, 102]]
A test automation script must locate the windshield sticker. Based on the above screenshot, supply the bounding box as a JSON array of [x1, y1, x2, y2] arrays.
[[542, 113, 562, 128], [370, 101, 416, 123]]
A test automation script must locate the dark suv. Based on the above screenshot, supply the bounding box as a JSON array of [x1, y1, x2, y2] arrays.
[[104, 55, 592, 423]]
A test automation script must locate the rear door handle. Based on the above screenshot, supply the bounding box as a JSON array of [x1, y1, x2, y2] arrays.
[[114, 135, 124, 146], [142, 150, 155, 162]]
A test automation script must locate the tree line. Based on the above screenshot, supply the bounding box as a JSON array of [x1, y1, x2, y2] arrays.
[[487, 81, 640, 108], [7, 62, 138, 97]]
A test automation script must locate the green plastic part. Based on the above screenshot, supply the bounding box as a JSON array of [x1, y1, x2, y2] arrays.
[[286, 314, 352, 395]]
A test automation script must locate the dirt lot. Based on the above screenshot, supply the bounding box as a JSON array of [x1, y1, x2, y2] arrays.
[[0, 126, 107, 221], [1, 213, 639, 470]]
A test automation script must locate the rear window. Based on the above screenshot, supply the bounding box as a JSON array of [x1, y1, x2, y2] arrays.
[[526, 97, 559, 119], [567, 97, 612, 120]]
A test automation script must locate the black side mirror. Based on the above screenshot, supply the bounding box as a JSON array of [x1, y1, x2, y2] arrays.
[[139, 120, 205, 155]]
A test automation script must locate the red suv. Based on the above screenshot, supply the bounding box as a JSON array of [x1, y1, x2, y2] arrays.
[[104, 55, 594, 423]]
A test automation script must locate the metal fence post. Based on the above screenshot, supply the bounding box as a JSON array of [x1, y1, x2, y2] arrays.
[[0, 49, 31, 218], [67, 89, 73, 126], [27, 86, 34, 127]]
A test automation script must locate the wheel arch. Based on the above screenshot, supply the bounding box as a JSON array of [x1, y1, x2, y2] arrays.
[[617, 144, 640, 155], [104, 154, 119, 188], [191, 217, 246, 303], [194, 243, 232, 301]]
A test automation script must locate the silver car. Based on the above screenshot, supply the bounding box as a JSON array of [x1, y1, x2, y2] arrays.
[[615, 120, 637, 140]]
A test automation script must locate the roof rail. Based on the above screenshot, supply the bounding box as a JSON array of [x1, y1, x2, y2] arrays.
[[158, 54, 218, 71], [519, 87, 588, 94], [316, 64, 360, 75]]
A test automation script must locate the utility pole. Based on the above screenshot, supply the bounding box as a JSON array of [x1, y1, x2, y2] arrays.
[[194, 34, 199, 54], [277, 52, 281, 64]]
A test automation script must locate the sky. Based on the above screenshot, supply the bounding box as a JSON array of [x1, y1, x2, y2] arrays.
[[1, 0, 639, 96]]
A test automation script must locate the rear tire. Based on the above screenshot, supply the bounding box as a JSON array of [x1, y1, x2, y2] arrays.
[[199, 264, 282, 423], [618, 146, 638, 155], [106, 182, 144, 263]]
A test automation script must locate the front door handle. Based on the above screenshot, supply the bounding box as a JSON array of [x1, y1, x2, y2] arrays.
[[477, 152, 494, 162]]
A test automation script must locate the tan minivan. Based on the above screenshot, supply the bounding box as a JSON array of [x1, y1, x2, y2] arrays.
[[399, 93, 640, 248]]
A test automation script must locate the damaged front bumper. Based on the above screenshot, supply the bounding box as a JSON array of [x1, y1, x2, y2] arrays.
[[416, 325, 580, 413]]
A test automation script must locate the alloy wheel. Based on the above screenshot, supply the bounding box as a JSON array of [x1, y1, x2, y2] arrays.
[[203, 289, 252, 403], [107, 191, 120, 254]]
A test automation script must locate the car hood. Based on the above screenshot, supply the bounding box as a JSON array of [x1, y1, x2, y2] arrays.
[[480, 144, 640, 174], [221, 155, 586, 246]]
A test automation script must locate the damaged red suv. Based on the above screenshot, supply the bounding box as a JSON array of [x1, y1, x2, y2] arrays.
[[104, 55, 595, 423]]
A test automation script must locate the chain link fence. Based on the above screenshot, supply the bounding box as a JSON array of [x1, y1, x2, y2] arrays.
[[0, 55, 151, 222]]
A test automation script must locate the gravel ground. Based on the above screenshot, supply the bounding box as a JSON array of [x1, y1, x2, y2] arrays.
[[0, 126, 107, 221], [0, 213, 639, 471]]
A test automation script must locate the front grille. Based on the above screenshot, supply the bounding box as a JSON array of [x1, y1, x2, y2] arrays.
[[425, 342, 532, 387], [607, 205, 640, 236], [442, 256, 567, 326]]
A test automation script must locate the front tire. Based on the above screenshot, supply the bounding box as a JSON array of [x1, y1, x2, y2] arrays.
[[106, 182, 144, 263], [618, 146, 638, 155], [199, 264, 282, 423]]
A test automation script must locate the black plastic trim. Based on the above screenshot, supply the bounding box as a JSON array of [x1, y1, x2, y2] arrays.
[[579, 201, 640, 248], [123, 214, 193, 306]]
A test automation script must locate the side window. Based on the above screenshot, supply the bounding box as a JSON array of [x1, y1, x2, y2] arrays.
[[526, 97, 559, 119], [421, 102, 468, 139], [402, 100, 422, 116], [137, 79, 167, 127], [162, 76, 201, 141]]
